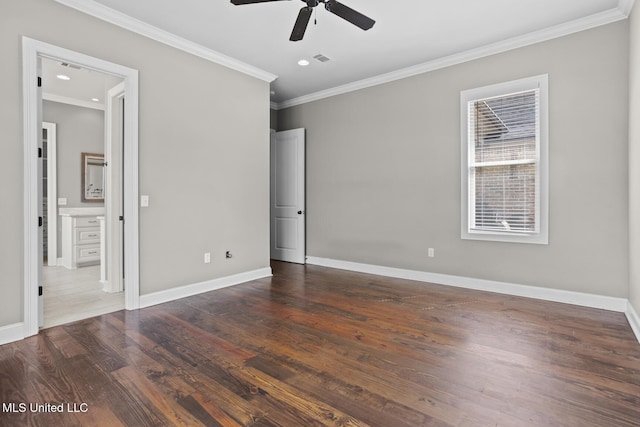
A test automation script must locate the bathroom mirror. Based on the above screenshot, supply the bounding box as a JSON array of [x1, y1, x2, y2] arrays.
[[81, 152, 105, 202]]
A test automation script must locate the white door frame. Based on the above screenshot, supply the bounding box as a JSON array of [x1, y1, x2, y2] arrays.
[[22, 37, 140, 337], [43, 122, 58, 267]]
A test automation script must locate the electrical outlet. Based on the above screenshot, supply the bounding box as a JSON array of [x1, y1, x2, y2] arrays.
[[204, 252, 211, 264], [428, 248, 435, 258]]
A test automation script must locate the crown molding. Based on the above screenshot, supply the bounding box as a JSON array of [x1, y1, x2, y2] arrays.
[[53, 0, 277, 83], [276, 5, 631, 110]]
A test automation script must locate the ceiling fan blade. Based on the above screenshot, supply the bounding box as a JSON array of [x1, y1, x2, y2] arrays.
[[324, 0, 375, 30], [231, 0, 290, 5], [290, 7, 313, 41]]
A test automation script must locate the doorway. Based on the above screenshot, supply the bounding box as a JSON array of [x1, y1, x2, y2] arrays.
[[22, 37, 140, 336], [40, 58, 125, 328]]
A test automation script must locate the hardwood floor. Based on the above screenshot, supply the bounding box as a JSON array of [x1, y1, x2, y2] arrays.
[[43, 265, 124, 329], [1, 261, 639, 426]]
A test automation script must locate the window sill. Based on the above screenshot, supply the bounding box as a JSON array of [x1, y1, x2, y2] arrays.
[[462, 230, 548, 245]]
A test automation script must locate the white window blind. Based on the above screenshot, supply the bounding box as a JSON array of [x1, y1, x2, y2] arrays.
[[469, 90, 539, 233], [461, 75, 548, 244]]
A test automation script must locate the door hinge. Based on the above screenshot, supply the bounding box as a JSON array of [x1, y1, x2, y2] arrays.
[[38, 286, 43, 296], [38, 147, 42, 158], [37, 77, 42, 87], [38, 216, 43, 227]]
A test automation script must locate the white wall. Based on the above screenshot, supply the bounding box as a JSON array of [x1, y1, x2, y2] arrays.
[[0, 0, 270, 327], [279, 21, 630, 298]]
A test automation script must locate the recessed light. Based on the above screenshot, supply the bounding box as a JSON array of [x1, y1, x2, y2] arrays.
[[91, 98, 100, 102], [56, 74, 71, 81], [297, 59, 310, 67]]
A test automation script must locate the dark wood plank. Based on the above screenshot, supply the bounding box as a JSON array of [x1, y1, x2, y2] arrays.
[[179, 393, 229, 427], [110, 365, 205, 426]]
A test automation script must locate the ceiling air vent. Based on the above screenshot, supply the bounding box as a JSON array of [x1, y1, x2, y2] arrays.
[[60, 62, 82, 70], [313, 54, 331, 63]]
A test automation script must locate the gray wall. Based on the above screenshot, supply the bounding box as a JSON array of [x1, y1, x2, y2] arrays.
[[629, 9, 640, 314], [0, 0, 270, 327], [279, 21, 630, 298], [43, 100, 105, 256], [43, 101, 105, 209]]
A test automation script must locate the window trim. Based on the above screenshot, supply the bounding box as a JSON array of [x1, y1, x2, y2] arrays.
[[460, 74, 549, 245]]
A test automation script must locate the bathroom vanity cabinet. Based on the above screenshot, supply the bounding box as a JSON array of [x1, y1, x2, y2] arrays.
[[60, 209, 103, 269]]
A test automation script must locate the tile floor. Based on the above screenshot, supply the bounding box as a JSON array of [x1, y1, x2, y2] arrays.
[[42, 264, 124, 329]]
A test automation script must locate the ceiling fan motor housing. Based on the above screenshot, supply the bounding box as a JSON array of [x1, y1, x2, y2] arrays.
[[231, 0, 375, 41]]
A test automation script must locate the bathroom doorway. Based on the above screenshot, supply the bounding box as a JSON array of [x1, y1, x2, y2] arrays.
[[40, 58, 124, 328], [23, 38, 140, 336]]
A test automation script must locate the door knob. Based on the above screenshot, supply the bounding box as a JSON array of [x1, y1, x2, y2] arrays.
[[298, 210, 304, 215]]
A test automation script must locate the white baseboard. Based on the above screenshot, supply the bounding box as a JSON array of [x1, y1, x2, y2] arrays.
[[306, 257, 628, 313], [0, 323, 25, 346], [139, 267, 273, 309], [626, 301, 640, 343]]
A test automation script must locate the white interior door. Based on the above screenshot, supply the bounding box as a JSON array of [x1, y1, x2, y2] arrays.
[[37, 58, 44, 327], [104, 82, 125, 293], [43, 122, 57, 267], [270, 129, 305, 264]]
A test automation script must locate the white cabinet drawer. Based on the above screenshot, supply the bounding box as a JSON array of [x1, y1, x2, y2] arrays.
[[76, 216, 100, 227], [76, 228, 100, 244], [76, 244, 100, 263]]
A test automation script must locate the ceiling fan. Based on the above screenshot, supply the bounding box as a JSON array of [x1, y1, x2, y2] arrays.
[[230, 0, 376, 41]]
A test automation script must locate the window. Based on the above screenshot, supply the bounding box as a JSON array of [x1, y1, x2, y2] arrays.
[[461, 75, 548, 244]]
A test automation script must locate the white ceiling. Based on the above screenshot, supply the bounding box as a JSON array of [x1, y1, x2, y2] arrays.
[[56, 0, 631, 107], [42, 57, 123, 109]]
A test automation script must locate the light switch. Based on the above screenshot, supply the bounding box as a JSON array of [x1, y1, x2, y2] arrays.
[[140, 195, 149, 207], [58, 198, 67, 206]]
